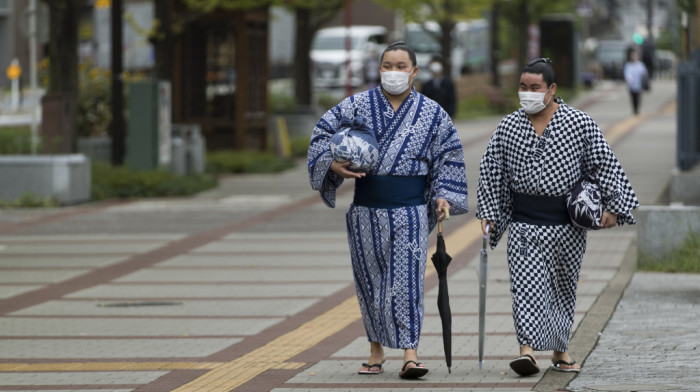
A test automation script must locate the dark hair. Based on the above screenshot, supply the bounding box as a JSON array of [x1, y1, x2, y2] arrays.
[[381, 41, 417, 67], [522, 57, 556, 87]]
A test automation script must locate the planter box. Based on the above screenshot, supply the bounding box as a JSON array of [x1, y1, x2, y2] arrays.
[[637, 205, 700, 261], [0, 154, 91, 205]]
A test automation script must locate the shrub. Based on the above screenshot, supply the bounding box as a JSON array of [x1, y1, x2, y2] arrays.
[[0, 192, 60, 208], [91, 162, 218, 201], [290, 136, 310, 158], [0, 127, 33, 154], [205, 150, 295, 174]]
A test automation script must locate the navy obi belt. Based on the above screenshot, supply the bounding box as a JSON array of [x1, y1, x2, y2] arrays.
[[511, 192, 570, 226], [354, 175, 427, 209]]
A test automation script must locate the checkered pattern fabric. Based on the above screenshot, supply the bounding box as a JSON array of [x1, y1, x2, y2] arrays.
[[476, 100, 639, 353], [476, 101, 639, 247], [507, 222, 586, 352]]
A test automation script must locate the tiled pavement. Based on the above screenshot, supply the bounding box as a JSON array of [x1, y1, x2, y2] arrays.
[[0, 79, 680, 391]]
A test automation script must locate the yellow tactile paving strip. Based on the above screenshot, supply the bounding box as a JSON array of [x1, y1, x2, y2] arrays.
[[0, 219, 482, 391]]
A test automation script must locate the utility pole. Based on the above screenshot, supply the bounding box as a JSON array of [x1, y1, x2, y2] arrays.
[[28, 0, 38, 154], [344, 0, 353, 98], [490, 1, 500, 88], [111, 0, 124, 165], [647, 0, 653, 41]]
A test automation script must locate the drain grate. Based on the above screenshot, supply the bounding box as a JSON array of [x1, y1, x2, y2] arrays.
[[98, 301, 183, 307]]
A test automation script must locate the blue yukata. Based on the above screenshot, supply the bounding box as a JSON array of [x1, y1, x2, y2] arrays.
[[476, 100, 639, 352], [308, 86, 468, 349]]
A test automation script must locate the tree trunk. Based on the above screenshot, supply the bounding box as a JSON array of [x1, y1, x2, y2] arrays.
[[490, 1, 500, 87], [153, 0, 174, 81], [46, 0, 79, 95], [517, 0, 529, 72], [44, 0, 80, 153], [294, 7, 313, 109], [440, 0, 455, 78]]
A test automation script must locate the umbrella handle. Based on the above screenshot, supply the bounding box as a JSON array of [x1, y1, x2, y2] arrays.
[[437, 208, 450, 233]]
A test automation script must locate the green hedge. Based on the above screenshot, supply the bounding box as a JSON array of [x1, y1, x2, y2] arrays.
[[91, 162, 218, 201], [205, 150, 295, 174], [0, 127, 33, 154]]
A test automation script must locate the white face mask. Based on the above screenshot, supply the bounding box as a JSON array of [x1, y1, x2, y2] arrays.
[[518, 87, 552, 114], [381, 70, 412, 95], [429, 62, 443, 75]]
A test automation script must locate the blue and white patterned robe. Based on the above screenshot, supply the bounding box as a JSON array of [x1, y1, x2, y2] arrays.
[[476, 100, 639, 352], [308, 87, 468, 349]]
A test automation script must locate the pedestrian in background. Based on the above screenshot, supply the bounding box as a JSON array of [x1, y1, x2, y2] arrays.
[[308, 41, 468, 380], [420, 57, 456, 117], [624, 48, 649, 115], [476, 57, 639, 377], [364, 46, 381, 89]]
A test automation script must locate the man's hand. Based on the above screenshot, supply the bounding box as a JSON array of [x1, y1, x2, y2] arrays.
[[481, 219, 494, 235], [436, 198, 450, 221], [600, 211, 618, 229], [330, 161, 366, 179]]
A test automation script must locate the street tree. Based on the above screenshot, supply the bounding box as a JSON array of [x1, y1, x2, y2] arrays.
[[374, 0, 491, 78], [42, 0, 83, 150]]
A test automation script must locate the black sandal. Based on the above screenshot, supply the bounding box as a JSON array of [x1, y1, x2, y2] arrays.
[[509, 354, 540, 376], [399, 360, 429, 379], [551, 359, 581, 373]]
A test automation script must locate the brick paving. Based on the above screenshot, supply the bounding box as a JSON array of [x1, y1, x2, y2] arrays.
[[0, 79, 683, 391]]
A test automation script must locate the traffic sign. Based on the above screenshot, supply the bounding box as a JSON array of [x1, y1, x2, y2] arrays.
[[6, 59, 21, 80]]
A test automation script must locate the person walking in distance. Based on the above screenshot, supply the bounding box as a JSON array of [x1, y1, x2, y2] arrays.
[[623, 48, 649, 115], [420, 57, 456, 117]]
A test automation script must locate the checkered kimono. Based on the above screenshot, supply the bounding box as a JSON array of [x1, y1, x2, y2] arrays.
[[308, 87, 468, 349], [476, 100, 638, 352]]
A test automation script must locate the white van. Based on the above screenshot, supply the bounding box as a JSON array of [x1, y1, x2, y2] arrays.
[[310, 25, 388, 89], [405, 20, 490, 84]]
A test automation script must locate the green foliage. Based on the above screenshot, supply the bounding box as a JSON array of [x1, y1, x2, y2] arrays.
[[77, 60, 112, 137], [0, 192, 60, 208], [0, 127, 33, 154], [290, 136, 310, 158], [374, 0, 492, 23], [181, 0, 274, 12], [269, 89, 297, 114], [205, 150, 295, 174], [639, 231, 700, 274], [91, 162, 218, 201], [454, 93, 514, 119]]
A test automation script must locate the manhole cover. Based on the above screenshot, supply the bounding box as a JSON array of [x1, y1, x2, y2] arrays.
[[98, 301, 182, 307]]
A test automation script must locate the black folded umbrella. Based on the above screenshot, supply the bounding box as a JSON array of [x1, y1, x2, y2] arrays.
[[431, 210, 452, 373]]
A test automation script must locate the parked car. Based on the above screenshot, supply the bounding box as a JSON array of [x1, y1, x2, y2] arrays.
[[655, 49, 676, 78], [310, 25, 388, 90], [595, 40, 629, 80]]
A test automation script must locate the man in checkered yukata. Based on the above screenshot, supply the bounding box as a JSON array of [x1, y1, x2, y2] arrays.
[[476, 58, 639, 376]]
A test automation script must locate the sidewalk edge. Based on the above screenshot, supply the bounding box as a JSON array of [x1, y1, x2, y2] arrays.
[[534, 236, 637, 391]]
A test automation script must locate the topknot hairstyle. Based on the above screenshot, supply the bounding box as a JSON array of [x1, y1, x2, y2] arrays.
[[381, 40, 417, 67], [522, 57, 557, 87]]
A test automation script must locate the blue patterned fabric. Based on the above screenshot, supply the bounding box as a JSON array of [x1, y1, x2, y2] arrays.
[[308, 86, 469, 349], [330, 115, 380, 172]]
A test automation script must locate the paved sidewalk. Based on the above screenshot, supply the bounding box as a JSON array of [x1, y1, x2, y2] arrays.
[[568, 273, 700, 392], [0, 79, 680, 391]]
